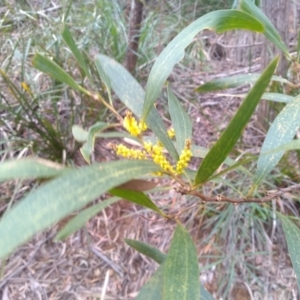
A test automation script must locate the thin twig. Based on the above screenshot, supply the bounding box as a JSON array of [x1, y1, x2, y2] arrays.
[[180, 183, 300, 204]]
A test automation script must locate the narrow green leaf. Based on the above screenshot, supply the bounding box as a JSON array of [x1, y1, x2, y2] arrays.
[[240, 0, 289, 57], [96, 131, 140, 141], [72, 125, 88, 142], [262, 93, 294, 103], [132, 236, 214, 300], [201, 288, 215, 300], [192, 145, 252, 177], [110, 188, 165, 216], [0, 158, 67, 182], [135, 264, 164, 300], [261, 139, 300, 155], [196, 73, 258, 92], [195, 57, 278, 185], [62, 25, 90, 79], [278, 213, 300, 290], [95, 54, 178, 160], [80, 144, 91, 163], [80, 122, 109, 163], [207, 92, 293, 104], [211, 93, 295, 103], [136, 262, 214, 300], [167, 86, 192, 153], [94, 57, 112, 104], [0, 160, 160, 259], [32, 53, 89, 95], [125, 239, 167, 264], [195, 74, 295, 93], [163, 224, 200, 300], [207, 157, 255, 181], [142, 10, 264, 121], [55, 197, 120, 241], [41, 118, 61, 139], [255, 96, 300, 184]]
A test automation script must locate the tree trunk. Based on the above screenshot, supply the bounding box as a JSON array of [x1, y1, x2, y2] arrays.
[[124, 0, 144, 74], [257, 0, 291, 131]]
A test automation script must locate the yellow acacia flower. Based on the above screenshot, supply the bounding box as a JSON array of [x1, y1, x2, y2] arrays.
[[167, 128, 175, 139], [115, 118, 192, 177], [138, 121, 147, 132], [176, 140, 192, 175], [148, 142, 175, 174], [115, 144, 147, 160], [123, 111, 147, 137], [143, 141, 153, 153], [123, 111, 140, 136]]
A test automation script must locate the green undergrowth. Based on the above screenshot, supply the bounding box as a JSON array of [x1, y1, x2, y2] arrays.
[[0, 0, 222, 161], [1, 1, 300, 299]]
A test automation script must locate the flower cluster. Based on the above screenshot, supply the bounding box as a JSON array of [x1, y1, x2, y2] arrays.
[[123, 111, 147, 137], [167, 128, 175, 139], [176, 140, 192, 175], [145, 142, 175, 174], [115, 144, 147, 160], [115, 110, 192, 176]]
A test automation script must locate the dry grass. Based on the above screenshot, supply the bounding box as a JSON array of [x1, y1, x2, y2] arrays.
[[1, 185, 299, 299], [1, 0, 300, 299]]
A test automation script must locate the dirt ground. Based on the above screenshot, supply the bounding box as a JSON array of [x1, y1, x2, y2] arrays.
[[1, 7, 300, 299], [1, 58, 300, 299]]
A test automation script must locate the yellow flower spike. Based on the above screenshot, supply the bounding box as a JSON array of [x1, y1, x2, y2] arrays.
[[144, 142, 153, 153], [123, 111, 147, 137], [115, 144, 128, 157], [152, 145, 160, 154], [115, 144, 147, 160], [167, 128, 175, 139], [149, 141, 175, 174], [123, 111, 141, 136], [138, 120, 147, 132], [176, 140, 192, 175]]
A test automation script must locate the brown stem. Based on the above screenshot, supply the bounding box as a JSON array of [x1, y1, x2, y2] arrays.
[[179, 183, 300, 204]]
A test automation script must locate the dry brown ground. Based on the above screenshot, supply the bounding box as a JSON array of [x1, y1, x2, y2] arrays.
[[1, 59, 300, 298], [1, 4, 300, 299]]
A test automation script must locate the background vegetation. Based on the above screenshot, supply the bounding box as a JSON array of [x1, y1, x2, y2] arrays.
[[1, 0, 300, 299]]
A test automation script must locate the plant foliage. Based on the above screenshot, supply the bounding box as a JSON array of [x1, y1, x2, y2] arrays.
[[1, 0, 300, 298]]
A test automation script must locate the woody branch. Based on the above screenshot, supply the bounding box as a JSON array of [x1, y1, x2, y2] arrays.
[[178, 183, 300, 204]]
